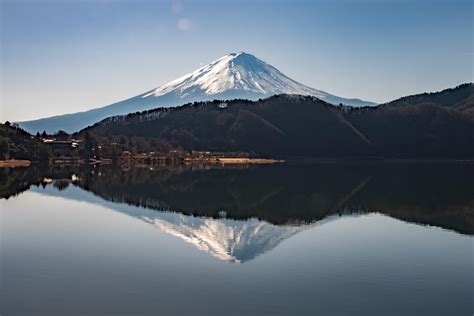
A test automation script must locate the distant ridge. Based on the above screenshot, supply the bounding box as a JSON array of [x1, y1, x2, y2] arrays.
[[380, 83, 474, 108]]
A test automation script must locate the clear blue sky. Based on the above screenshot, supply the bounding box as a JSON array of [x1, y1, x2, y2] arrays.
[[1, 0, 472, 122]]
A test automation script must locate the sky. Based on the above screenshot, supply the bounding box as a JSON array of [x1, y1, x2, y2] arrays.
[[1, 0, 472, 122]]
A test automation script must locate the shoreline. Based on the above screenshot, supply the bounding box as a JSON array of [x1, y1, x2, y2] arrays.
[[184, 157, 284, 165], [0, 160, 31, 168], [1, 157, 472, 169]]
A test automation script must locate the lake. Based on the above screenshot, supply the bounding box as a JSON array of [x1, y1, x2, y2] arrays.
[[1, 161, 473, 315]]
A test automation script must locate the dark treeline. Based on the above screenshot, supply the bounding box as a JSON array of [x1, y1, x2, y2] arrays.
[[0, 122, 51, 160]]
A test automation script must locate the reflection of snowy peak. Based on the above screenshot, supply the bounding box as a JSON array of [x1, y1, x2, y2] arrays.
[[18, 51, 375, 134], [139, 212, 307, 263]]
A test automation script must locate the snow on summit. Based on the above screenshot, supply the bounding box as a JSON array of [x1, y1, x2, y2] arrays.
[[18, 52, 375, 134], [143, 52, 325, 98]]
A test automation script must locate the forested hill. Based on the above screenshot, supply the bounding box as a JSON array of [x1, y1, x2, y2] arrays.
[[0, 123, 50, 160], [79, 83, 474, 159]]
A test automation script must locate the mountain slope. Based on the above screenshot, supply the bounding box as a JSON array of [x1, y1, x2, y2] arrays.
[[17, 52, 375, 134]]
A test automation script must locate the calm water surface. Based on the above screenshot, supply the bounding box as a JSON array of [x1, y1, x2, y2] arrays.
[[1, 162, 473, 315]]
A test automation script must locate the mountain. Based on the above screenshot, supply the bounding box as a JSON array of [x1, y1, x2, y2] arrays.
[[81, 83, 474, 158], [17, 52, 375, 134]]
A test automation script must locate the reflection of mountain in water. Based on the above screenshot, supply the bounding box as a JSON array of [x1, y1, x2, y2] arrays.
[[2, 162, 473, 237], [25, 184, 309, 263]]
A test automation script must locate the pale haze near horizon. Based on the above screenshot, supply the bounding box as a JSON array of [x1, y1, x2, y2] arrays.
[[0, 0, 472, 122]]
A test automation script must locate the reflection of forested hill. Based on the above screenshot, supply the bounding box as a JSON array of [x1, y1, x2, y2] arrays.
[[2, 162, 473, 235], [78, 162, 474, 235], [0, 167, 45, 199]]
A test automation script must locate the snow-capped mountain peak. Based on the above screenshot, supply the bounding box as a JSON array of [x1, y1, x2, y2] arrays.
[[142, 51, 327, 99]]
